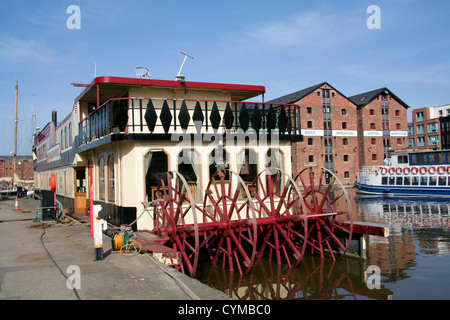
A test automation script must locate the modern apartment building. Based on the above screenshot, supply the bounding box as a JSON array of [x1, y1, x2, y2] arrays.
[[408, 104, 450, 150]]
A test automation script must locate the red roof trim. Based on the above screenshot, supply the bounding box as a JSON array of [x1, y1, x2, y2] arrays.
[[74, 76, 265, 104]]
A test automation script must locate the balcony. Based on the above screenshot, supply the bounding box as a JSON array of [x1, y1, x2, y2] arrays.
[[78, 97, 302, 148]]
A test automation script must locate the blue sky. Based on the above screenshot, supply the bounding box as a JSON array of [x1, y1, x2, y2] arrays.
[[1, 0, 450, 155]]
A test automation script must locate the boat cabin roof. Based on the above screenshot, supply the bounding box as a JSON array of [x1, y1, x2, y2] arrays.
[[74, 76, 266, 106]]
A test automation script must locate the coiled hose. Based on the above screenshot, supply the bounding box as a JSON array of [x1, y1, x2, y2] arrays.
[[111, 232, 142, 256]]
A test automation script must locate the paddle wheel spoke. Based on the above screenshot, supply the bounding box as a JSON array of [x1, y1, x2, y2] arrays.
[[155, 171, 200, 277], [251, 167, 308, 267], [201, 170, 258, 275], [295, 167, 353, 261]]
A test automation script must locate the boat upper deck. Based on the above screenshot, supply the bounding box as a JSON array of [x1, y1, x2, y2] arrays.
[[34, 76, 303, 155]]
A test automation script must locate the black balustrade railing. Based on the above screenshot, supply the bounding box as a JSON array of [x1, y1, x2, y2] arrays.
[[78, 98, 302, 147]]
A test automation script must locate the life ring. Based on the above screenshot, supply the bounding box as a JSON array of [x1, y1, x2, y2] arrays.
[[428, 167, 436, 174], [447, 166, 450, 174], [403, 167, 411, 175], [396, 168, 403, 175], [438, 166, 446, 174], [388, 168, 395, 175], [411, 167, 419, 175], [380, 167, 388, 175], [419, 167, 427, 175]]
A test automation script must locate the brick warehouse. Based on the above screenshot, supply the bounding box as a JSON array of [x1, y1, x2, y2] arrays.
[[348, 88, 409, 167], [270, 83, 409, 185], [269, 82, 359, 184]]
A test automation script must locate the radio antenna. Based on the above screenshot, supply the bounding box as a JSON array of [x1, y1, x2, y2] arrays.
[[176, 51, 194, 81]]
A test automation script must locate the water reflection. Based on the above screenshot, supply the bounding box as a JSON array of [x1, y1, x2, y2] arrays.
[[196, 255, 393, 300], [195, 190, 450, 300]]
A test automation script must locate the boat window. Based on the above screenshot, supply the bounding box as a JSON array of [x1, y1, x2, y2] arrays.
[[99, 156, 105, 200], [420, 176, 428, 186], [412, 177, 419, 186], [398, 155, 408, 164], [411, 153, 427, 165], [265, 148, 284, 191], [145, 150, 169, 201], [404, 176, 411, 185], [389, 177, 395, 185], [209, 147, 230, 179], [238, 148, 258, 183], [381, 177, 388, 185], [108, 154, 115, 202], [439, 176, 447, 186], [178, 149, 201, 202], [429, 176, 437, 186], [396, 177, 403, 185], [429, 153, 439, 164]]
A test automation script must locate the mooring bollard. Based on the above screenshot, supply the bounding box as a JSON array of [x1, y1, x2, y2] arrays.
[[92, 203, 107, 260]]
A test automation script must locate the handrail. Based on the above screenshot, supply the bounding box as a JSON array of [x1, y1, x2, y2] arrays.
[[78, 97, 302, 147]]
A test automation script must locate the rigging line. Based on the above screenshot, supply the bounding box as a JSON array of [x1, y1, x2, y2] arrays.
[[40, 225, 81, 300]]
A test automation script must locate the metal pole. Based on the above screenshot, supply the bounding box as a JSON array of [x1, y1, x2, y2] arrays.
[[176, 52, 194, 79], [89, 164, 94, 236], [13, 81, 18, 186], [93, 203, 105, 260]]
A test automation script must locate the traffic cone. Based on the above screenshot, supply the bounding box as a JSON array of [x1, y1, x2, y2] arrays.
[[13, 196, 20, 211]]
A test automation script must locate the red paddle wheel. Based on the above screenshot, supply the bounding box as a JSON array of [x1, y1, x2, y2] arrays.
[[153, 171, 200, 276], [294, 167, 353, 261], [202, 170, 258, 275], [151, 166, 353, 277], [250, 167, 308, 268]]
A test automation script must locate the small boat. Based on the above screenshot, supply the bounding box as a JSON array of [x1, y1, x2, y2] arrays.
[[354, 149, 450, 197]]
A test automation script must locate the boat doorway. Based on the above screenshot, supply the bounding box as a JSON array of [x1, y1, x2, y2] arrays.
[[74, 167, 87, 214]]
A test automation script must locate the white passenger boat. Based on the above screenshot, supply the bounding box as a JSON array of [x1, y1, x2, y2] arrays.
[[354, 150, 450, 197]]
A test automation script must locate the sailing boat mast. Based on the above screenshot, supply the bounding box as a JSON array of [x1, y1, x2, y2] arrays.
[[13, 81, 18, 186]]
